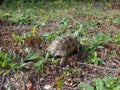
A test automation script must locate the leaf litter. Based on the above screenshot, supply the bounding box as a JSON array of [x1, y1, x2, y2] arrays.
[[0, 6, 120, 90]]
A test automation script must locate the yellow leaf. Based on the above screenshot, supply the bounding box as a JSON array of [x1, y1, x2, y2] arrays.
[[31, 28, 37, 34], [2, 61, 6, 67], [94, 52, 97, 57], [2, 13, 10, 18]]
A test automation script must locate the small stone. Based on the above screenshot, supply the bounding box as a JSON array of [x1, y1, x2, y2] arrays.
[[40, 78, 44, 82], [43, 84, 51, 90]]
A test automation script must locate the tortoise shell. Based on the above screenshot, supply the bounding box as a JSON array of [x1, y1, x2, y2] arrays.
[[47, 36, 79, 58]]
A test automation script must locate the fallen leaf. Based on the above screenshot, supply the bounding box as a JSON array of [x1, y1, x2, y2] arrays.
[[64, 77, 73, 86], [26, 82, 34, 90]]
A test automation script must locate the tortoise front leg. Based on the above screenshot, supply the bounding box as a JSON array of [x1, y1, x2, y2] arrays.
[[60, 57, 67, 66]]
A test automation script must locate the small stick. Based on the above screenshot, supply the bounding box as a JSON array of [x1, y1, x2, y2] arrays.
[[76, 62, 120, 71]]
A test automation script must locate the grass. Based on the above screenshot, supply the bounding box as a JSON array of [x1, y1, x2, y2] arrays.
[[0, 0, 119, 71], [1, 1, 119, 24], [78, 76, 120, 90], [0, 0, 120, 89]]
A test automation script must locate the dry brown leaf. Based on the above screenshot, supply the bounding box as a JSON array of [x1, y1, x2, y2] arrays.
[[64, 77, 73, 86], [26, 82, 34, 90]]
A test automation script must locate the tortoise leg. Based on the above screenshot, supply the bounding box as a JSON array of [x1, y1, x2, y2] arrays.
[[60, 57, 67, 66]]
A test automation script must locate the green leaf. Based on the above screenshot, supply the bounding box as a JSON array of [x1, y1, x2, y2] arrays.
[[23, 54, 39, 61], [42, 33, 52, 41], [2, 61, 6, 67], [42, 32, 50, 37], [41, 22, 46, 27], [94, 58, 99, 65], [115, 85, 120, 90], [51, 58, 59, 64], [45, 52, 51, 59], [98, 58, 106, 65], [56, 77, 63, 88], [78, 83, 94, 90], [34, 59, 45, 67], [31, 28, 37, 34], [103, 76, 120, 90], [2, 13, 10, 18], [10, 63, 22, 69], [93, 78, 104, 90], [94, 51, 97, 57]]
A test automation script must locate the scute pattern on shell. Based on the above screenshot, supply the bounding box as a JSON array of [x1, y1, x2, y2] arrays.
[[47, 36, 78, 57]]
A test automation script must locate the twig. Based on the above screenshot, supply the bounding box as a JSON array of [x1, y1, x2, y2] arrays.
[[76, 62, 120, 71], [113, 59, 120, 66], [0, 74, 5, 90]]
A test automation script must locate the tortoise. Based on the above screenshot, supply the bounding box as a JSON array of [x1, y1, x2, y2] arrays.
[[46, 35, 80, 66]]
